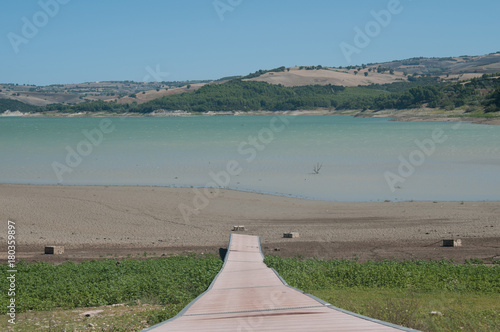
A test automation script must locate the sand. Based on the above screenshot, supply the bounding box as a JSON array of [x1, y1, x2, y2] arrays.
[[1, 184, 498, 263]]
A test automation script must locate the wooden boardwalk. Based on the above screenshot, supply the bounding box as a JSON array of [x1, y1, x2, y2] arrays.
[[144, 234, 417, 331]]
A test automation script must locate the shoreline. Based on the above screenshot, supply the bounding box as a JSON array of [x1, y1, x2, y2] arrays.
[[2, 108, 500, 125], [1, 184, 499, 263], [1, 182, 499, 204], [352, 108, 500, 125]]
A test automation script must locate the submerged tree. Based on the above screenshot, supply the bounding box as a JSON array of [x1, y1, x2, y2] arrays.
[[312, 162, 323, 174]]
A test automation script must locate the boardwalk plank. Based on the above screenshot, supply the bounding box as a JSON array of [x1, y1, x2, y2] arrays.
[[144, 234, 417, 332]]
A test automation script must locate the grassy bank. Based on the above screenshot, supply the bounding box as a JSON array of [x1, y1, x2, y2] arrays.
[[1, 256, 498, 331], [0, 254, 222, 330], [312, 288, 499, 332], [264, 256, 500, 331]]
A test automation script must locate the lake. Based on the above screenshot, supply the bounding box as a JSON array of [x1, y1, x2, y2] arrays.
[[1, 115, 499, 201]]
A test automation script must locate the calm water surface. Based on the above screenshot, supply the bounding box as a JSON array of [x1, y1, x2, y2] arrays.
[[1, 115, 499, 201]]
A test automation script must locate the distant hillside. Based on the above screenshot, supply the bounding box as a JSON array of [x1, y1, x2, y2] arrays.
[[244, 66, 408, 87], [0, 98, 38, 113], [0, 80, 211, 106], [1, 52, 500, 117], [244, 53, 500, 87], [2, 52, 499, 107], [115, 83, 207, 105], [30, 73, 500, 115], [373, 53, 500, 76]]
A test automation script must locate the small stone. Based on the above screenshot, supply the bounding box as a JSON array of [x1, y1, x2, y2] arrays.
[[81, 310, 103, 318], [45, 246, 64, 255]]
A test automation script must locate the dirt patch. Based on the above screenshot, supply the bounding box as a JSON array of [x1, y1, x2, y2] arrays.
[[14, 237, 498, 265], [262, 237, 500, 263], [1, 184, 498, 264]]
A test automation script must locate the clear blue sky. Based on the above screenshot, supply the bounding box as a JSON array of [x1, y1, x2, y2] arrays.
[[1, 0, 499, 86]]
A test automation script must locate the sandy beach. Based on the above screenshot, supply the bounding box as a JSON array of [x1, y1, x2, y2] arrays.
[[1, 184, 498, 263]]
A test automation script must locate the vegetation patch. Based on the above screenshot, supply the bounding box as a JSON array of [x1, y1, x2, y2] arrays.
[[23, 73, 500, 115], [0, 98, 38, 113], [1, 255, 498, 331], [0, 254, 222, 321], [265, 256, 500, 331]]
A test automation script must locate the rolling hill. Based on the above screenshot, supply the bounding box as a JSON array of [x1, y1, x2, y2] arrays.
[[0, 80, 210, 106], [244, 52, 500, 87], [1, 52, 499, 116]]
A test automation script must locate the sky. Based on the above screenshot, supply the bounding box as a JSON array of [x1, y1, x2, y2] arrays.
[[1, 0, 499, 86]]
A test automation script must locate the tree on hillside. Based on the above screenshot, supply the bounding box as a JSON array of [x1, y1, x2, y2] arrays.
[[364, 72, 368, 77], [483, 88, 500, 112]]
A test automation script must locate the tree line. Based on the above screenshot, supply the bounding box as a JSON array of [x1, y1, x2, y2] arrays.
[[0, 98, 38, 113], [3, 74, 500, 114]]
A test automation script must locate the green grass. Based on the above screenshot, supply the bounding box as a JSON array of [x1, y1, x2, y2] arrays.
[[312, 288, 499, 332], [0, 303, 171, 331], [463, 110, 500, 118], [1, 255, 498, 331], [0, 254, 222, 315], [265, 256, 500, 331], [264, 256, 499, 292]]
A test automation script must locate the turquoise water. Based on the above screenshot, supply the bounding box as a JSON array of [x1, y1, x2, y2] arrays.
[[1, 115, 499, 201]]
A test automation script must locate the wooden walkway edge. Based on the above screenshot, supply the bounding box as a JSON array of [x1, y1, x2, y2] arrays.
[[143, 234, 420, 331]]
